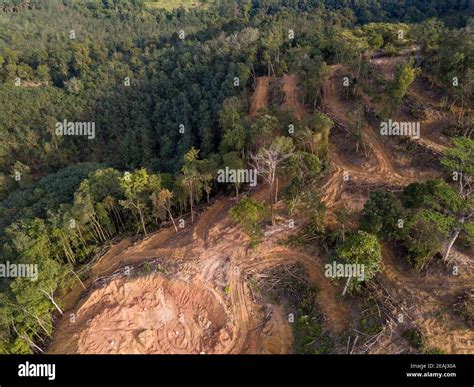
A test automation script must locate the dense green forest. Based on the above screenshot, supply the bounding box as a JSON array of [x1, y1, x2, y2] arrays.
[[0, 0, 472, 353]]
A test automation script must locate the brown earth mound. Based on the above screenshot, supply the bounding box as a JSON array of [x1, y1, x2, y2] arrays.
[[51, 274, 233, 354]]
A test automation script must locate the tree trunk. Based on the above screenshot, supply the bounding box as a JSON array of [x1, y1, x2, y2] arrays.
[[33, 313, 51, 336], [18, 305, 52, 335], [71, 270, 86, 290], [168, 209, 178, 232], [113, 205, 125, 231], [189, 185, 194, 223], [270, 60, 276, 77], [269, 182, 275, 225], [60, 235, 76, 264], [92, 214, 107, 241], [442, 228, 461, 262], [75, 225, 88, 249], [137, 205, 147, 236], [40, 289, 63, 315], [13, 325, 44, 354], [90, 219, 104, 242], [275, 177, 279, 204]]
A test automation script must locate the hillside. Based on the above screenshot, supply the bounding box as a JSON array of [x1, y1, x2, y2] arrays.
[[0, 0, 472, 359], [49, 55, 472, 354]]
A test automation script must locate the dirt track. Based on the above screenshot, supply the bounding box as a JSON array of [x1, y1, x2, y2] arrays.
[[320, 64, 472, 353], [249, 76, 271, 116], [49, 65, 470, 354], [321, 66, 413, 187], [281, 74, 305, 120], [380, 246, 473, 354], [193, 198, 233, 247]]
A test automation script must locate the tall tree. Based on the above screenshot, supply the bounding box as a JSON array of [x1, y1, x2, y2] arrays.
[[389, 59, 420, 107], [251, 136, 294, 224], [119, 168, 160, 236], [334, 230, 382, 294], [222, 151, 245, 198], [180, 148, 202, 223], [151, 188, 178, 232]]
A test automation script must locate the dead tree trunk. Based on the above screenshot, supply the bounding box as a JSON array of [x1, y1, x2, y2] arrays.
[[442, 228, 461, 262], [40, 289, 63, 315]]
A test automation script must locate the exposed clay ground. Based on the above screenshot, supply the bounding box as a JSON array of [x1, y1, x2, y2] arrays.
[[72, 275, 232, 354], [49, 59, 472, 354]]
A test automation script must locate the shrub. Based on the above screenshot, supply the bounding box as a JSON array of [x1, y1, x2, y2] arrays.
[[229, 198, 269, 248]]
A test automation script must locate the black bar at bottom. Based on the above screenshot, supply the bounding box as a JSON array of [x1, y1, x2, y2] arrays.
[[0, 355, 472, 386]]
